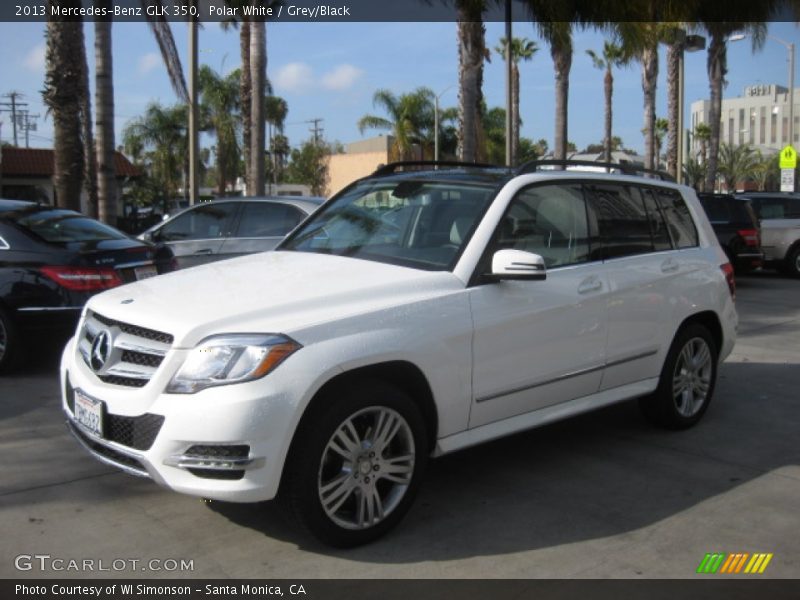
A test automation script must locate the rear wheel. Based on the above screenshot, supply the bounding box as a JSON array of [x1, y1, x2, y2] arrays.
[[281, 379, 428, 547], [640, 324, 718, 429], [0, 306, 21, 374], [784, 245, 800, 278]]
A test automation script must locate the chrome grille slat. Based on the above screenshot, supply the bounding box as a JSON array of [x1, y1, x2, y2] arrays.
[[79, 310, 173, 388]]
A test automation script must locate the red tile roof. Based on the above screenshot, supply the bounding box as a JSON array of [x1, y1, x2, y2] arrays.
[[0, 147, 140, 177]]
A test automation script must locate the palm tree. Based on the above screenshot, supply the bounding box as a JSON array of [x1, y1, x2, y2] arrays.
[[655, 117, 669, 167], [43, 17, 85, 211], [537, 22, 574, 161], [663, 25, 686, 179], [718, 143, 758, 192], [80, 27, 98, 218], [456, 0, 488, 162], [682, 158, 705, 190], [250, 20, 266, 195], [698, 21, 767, 193], [357, 88, 435, 160], [586, 40, 628, 163], [198, 65, 240, 196], [123, 103, 189, 204], [750, 150, 778, 191], [266, 95, 289, 185], [495, 37, 538, 165], [694, 122, 711, 165], [95, 11, 116, 225]]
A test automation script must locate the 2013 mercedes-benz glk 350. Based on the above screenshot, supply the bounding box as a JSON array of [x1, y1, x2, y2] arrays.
[[61, 161, 737, 547]]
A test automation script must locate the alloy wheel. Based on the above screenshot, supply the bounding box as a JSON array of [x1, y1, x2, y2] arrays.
[[672, 337, 713, 417]]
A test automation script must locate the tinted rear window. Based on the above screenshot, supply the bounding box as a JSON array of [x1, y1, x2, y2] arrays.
[[13, 210, 127, 243], [699, 197, 754, 224]]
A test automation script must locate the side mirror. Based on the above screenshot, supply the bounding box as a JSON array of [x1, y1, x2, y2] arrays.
[[487, 249, 546, 281]]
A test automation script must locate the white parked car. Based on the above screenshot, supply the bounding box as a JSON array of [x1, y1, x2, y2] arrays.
[[61, 161, 737, 547]]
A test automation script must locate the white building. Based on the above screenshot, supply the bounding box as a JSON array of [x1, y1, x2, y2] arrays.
[[690, 83, 799, 157]]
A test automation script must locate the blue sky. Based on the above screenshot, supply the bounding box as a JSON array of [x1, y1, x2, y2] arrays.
[[0, 21, 797, 155]]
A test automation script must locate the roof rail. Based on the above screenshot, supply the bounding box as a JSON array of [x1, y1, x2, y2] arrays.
[[372, 160, 502, 176], [515, 159, 675, 182]]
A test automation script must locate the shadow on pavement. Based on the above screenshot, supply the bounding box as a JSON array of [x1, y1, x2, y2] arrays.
[[208, 359, 800, 560]]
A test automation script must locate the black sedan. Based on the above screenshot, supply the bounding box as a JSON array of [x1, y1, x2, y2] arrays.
[[0, 199, 174, 372]]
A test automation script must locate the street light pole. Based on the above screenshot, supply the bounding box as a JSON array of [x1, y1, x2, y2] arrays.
[[504, 0, 512, 167], [434, 85, 456, 162]]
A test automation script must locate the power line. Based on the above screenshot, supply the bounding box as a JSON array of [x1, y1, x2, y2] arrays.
[[0, 92, 29, 146]]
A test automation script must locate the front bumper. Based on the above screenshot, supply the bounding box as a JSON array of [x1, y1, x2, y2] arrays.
[[59, 337, 302, 503]]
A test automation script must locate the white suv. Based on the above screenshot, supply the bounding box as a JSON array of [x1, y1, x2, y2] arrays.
[[61, 161, 737, 547]]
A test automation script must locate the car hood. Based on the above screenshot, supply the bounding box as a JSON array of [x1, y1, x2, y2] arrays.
[[85, 250, 465, 347]]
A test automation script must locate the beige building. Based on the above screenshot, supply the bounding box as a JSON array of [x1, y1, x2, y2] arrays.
[[326, 135, 423, 197], [690, 83, 800, 156]]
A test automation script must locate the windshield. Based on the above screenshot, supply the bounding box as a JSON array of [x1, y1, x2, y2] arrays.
[[13, 209, 128, 243], [280, 179, 497, 270]]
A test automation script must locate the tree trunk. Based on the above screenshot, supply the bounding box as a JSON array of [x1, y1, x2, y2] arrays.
[[604, 66, 613, 163], [95, 15, 117, 225], [81, 38, 98, 218], [666, 38, 683, 179], [456, 10, 485, 163], [44, 14, 84, 212], [240, 20, 252, 194], [511, 62, 520, 166], [250, 21, 266, 196], [641, 45, 659, 171], [552, 43, 571, 161], [705, 34, 726, 193]]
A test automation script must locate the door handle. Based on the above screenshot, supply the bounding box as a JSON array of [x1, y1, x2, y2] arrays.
[[578, 277, 603, 294], [661, 258, 679, 273], [193, 248, 213, 255]]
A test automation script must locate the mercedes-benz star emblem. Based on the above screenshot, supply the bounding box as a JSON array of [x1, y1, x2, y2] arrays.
[[90, 330, 113, 372]]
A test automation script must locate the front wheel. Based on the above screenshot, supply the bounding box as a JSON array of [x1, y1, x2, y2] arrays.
[[784, 245, 800, 278], [639, 324, 718, 429], [0, 306, 22, 374], [281, 380, 428, 547]]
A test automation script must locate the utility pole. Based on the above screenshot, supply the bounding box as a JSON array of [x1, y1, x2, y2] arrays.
[[18, 111, 39, 148], [306, 118, 324, 145], [188, 7, 199, 206], [0, 92, 28, 146]]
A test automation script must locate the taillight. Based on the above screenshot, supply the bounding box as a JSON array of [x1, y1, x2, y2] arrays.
[[40, 266, 123, 292], [721, 263, 735, 301], [737, 228, 760, 247]]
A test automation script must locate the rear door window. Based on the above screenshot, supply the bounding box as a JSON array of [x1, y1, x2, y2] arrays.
[[587, 183, 653, 259], [236, 202, 305, 238], [656, 189, 699, 249], [159, 203, 238, 242], [641, 188, 673, 252]]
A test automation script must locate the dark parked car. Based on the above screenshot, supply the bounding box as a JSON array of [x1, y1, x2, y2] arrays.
[[139, 196, 325, 269], [734, 192, 800, 277], [0, 199, 174, 372], [697, 193, 762, 273]]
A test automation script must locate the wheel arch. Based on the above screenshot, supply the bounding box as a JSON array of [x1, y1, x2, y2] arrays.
[[678, 310, 723, 354]]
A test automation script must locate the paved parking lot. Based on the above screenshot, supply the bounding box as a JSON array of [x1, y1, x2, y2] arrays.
[[1, 271, 799, 579]]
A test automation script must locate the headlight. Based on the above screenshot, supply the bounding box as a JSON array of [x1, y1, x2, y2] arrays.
[[166, 334, 301, 394]]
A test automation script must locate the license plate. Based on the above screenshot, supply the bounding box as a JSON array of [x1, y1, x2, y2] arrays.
[[134, 265, 158, 280], [74, 390, 104, 437]]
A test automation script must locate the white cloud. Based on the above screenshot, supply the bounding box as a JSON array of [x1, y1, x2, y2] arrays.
[[23, 44, 45, 72], [321, 64, 364, 91], [137, 53, 162, 76], [274, 62, 314, 94]]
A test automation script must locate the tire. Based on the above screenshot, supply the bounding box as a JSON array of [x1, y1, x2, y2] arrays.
[[280, 379, 428, 547], [639, 323, 718, 430], [0, 305, 22, 374], [783, 245, 800, 278]]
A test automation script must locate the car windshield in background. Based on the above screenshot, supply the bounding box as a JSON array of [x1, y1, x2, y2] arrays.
[[281, 180, 497, 270], [13, 209, 128, 243]]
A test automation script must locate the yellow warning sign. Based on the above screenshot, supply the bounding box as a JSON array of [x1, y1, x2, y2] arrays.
[[780, 145, 797, 169]]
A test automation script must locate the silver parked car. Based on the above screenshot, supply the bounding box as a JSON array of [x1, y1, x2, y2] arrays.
[[734, 192, 800, 277], [139, 196, 324, 269]]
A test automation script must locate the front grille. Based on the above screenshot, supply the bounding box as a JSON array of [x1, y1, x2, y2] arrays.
[[66, 374, 164, 451], [105, 413, 165, 451], [69, 423, 148, 476], [185, 445, 250, 459], [99, 375, 148, 388], [79, 310, 173, 388], [121, 349, 163, 368], [92, 312, 174, 344]]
